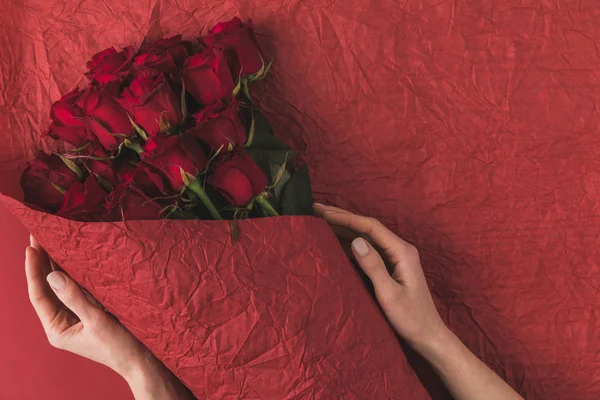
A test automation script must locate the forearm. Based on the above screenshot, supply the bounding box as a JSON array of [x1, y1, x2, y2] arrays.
[[416, 328, 523, 400], [124, 355, 194, 400]]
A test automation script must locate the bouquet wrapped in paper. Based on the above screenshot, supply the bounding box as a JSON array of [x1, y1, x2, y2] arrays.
[[2, 17, 424, 398]]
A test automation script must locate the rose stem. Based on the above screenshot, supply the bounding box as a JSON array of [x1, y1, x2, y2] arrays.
[[189, 179, 223, 220], [255, 195, 280, 217]]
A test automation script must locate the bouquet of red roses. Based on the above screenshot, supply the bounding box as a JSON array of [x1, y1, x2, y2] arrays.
[[21, 18, 311, 223], [2, 17, 417, 399]]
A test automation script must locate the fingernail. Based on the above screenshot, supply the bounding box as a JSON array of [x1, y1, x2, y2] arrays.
[[352, 238, 370, 257], [47, 272, 66, 291], [313, 202, 326, 207]]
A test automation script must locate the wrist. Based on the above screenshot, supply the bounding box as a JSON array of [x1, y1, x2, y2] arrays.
[[122, 352, 193, 400], [114, 348, 153, 383], [410, 322, 456, 361]]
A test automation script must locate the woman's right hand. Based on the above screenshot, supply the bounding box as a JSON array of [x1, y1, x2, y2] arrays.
[[314, 203, 524, 400], [313, 203, 449, 353]]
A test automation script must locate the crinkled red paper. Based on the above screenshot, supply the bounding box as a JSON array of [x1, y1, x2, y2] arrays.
[[1, 1, 600, 399], [1, 194, 426, 398]]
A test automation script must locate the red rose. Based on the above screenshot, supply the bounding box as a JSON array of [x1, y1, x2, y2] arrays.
[[207, 147, 267, 206], [123, 165, 170, 198], [86, 46, 134, 86], [186, 99, 246, 149], [78, 88, 133, 151], [86, 152, 137, 188], [141, 134, 208, 191], [43, 89, 90, 147], [104, 183, 163, 221], [202, 17, 263, 77], [181, 47, 235, 105], [57, 176, 108, 221], [21, 152, 81, 212], [121, 75, 183, 137], [134, 35, 191, 77]]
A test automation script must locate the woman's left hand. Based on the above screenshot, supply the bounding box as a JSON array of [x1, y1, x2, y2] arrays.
[[25, 235, 193, 400]]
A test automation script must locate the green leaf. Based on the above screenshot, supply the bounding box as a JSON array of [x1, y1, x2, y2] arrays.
[[123, 139, 144, 154], [232, 79, 242, 97], [269, 152, 290, 188], [247, 148, 290, 183], [244, 112, 256, 147], [255, 194, 280, 216], [179, 167, 195, 187], [65, 142, 91, 153], [51, 182, 67, 195], [55, 153, 84, 180], [163, 206, 180, 219], [129, 116, 148, 141], [247, 58, 273, 82], [250, 57, 266, 81], [280, 165, 313, 215], [94, 174, 114, 192], [63, 154, 115, 161], [245, 111, 288, 150], [242, 80, 251, 100], [270, 160, 292, 200], [262, 59, 274, 77]]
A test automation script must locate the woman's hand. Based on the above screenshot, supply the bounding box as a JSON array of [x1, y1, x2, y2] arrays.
[[25, 236, 193, 400], [313, 203, 448, 353], [314, 203, 524, 400]]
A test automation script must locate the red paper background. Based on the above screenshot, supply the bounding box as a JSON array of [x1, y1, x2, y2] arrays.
[[1, 0, 600, 399]]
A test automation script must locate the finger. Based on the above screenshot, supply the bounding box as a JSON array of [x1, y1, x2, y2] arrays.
[[81, 288, 105, 310], [312, 202, 351, 217], [322, 211, 413, 265], [351, 238, 397, 291], [46, 271, 100, 323], [30, 235, 52, 275], [330, 225, 357, 242], [25, 246, 61, 331]]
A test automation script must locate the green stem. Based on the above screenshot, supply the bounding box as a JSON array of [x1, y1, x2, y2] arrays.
[[189, 179, 223, 220], [255, 194, 280, 217]]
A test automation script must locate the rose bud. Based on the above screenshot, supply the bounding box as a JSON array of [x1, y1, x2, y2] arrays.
[[57, 176, 108, 221], [207, 147, 267, 206], [77, 88, 134, 152], [21, 152, 82, 213], [121, 75, 183, 137], [181, 47, 235, 105], [85, 46, 134, 86], [202, 17, 263, 77], [104, 182, 163, 221], [43, 89, 91, 147], [134, 35, 191, 77], [141, 134, 208, 192], [186, 99, 246, 149]]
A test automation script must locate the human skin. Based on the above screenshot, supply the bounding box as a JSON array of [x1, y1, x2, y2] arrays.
[[313, 203, 524, 400]]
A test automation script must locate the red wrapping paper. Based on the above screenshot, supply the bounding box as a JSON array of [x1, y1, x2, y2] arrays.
[[2, 1, 600, 399], [0, 194, 428, 398]]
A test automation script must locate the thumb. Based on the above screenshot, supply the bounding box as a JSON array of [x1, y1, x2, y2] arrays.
[[351, 238, 397, 291], [46, 271, 98, 322]]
